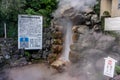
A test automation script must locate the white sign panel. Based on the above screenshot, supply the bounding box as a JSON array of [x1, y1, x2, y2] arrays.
[[105, 17, 120, 31], [104, 57, 117, 78], [18, 15, 43, 50]]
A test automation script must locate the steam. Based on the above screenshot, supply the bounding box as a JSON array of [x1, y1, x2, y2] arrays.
[[1, 0, 109, 80], [53, 0, 97, 18], [54, 0, 97, 62], [58, 18, 73, 62]]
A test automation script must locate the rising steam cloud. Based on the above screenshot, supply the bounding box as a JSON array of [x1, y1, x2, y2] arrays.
[[53, 0, 97, 18]]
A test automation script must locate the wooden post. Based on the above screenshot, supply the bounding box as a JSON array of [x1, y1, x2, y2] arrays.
[[4, 22, 7, 38]]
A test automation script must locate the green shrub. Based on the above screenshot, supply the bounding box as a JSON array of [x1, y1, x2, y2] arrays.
[[115, 65, 120, 75]]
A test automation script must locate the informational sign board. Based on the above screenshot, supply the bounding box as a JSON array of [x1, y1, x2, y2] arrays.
[[104, 57, 117, 78], [18, 15, 43, 50], [105, 17, 120, 31]]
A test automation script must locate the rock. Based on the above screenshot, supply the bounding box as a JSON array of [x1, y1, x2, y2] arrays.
[[95, 35, 115, 51], [93, 24, 101, 32], [54, 25, 64, 32], [0, 56, 4, 63], [112, 75, 120, 80], [85, 21, 91, 26], [85, 14, 92, 21], [69, 51, 81, 63], [45, 40, 51, 45], [72, 26, 78, 33], [70, 43, 82, 51], [91, 14, 98, 24], [52, 45, 63, 53], [84, 8, 94, 14], [112, 46, 120, 53], [70, 44, 77, 51], [77, 32, 96, 49], [52, 31, 62, 39], [11, 54, 20, 62], [72, 33, 79, 43], [95, 57, 105, 71], [42, 51, 49, 59], [48, 53, 58, 63], [77, 25, 89, 34], [53, 39, 63, 45], [81, 49, 106, 61], [63, 7, 75, 17], [3, 53, 10, 60], [71, 14, 86, 25], [10, 57, 27, 67], [31, 54, 41, 60]]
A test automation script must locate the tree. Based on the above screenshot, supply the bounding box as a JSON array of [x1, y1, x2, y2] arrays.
[[24, 0, 58, 27], [0, 0, 58, 37], [0, 0, 26, 38], [93, 0, 100, 16]]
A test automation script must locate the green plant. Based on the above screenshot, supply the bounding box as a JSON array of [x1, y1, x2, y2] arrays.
[[0, 0, 26, 38], [0, 0, 58, 38], [115, 65, 120, 75], [25, 51, 31, 57], [24, 0, 58, 27], [0, 22, 4, 37], [93, 0, 100, 16], [103, 11, 111, 16]]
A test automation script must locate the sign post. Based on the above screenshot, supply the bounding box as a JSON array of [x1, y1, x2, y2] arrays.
[[18, 15, 43, 50], [104, 57, 117, 78]]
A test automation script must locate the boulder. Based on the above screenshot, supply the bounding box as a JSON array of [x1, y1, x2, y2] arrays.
[[48, 53, 58, 63], [70, 43, 82, 51], [52, 45, 63, 53], [85, 21, 91, 26], [52, 31, 63, 39], [72, 33, 79, 43], [0, 55, 4, 63], [53, 39, 63, 45], [91, 14, 98, 24], [77, 25, 89, 34], [10, 57, 27, 67], [31, 54, 41, 60], [72, 26, 78, 33], [112, 75, 120, 80], [95, 35, 115, 51], [69, 51, 81, 63]]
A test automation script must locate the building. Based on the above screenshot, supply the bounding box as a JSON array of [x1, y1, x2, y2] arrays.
[[100, 0, 120, 17]]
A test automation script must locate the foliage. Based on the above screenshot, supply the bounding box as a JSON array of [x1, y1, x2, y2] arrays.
[[0, 0, 26, 38], [24, 0, 58, 27], [0, 22, 4, 37], [103, 11, 111, 16], [25, 51, 31, 57], [0, 0, 26, 21], [115, 65, 120, 75], [0, 0, 58, 38], [93, 0, 100, 16]]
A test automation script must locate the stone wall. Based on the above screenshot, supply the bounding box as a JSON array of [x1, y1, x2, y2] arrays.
[[0, 28, 52, 68]]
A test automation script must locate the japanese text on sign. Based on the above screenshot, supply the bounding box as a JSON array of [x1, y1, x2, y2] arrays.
[[18, 15, 43, 50]]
